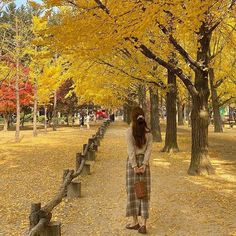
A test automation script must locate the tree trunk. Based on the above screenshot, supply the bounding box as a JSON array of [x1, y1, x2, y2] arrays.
[[149, 87, 162, 142], [185, 94, 192, 126], [66, 114, 69, 126], [123, 102, 132, 124], [188, 24, 214, 175], [3, 113, 8, 131], [33, 78, 38, 137], [123, 104, 128, 123], [52, 91, 57, 131], [177, 97, 184, 126], [15, 18, 21, 142], [44, 105, 47, 132], [8, 113, 12, 128], [15, 59, 20, 142], [162, 69, 179, 152], [138, 84, 147, 114], [126, 105, 132, 125], [209, 68, 223, 132], [21, 111, 25, 127], [160, 94, 165, 119]]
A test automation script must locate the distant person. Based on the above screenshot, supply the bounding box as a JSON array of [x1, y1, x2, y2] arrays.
[[125, 107, 153, 234], [85, 114, 90, 129], [77, 113, 81, 125], [80, 113, 84, 127], [111, 113, 115, 122]]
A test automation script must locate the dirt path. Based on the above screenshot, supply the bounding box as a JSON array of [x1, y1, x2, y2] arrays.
[[0, 122, 235, 236], [60, 122, 236, 236]]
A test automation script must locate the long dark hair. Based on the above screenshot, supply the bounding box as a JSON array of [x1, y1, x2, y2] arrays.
[[131, 107, 150, 148]]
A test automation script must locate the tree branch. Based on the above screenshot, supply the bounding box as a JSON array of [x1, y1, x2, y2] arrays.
[[97, 59, 166, 89], [209, 0, 236, 33], [128, 38, 198, 97], [157, 23, 206, 71], [214, 77, 227, 89], [94, 0, 110, 14], [219, 96, 236, 107]]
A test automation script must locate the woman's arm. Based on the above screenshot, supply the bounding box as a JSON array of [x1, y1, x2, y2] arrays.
[[142, 133, 153, 166], [126, 128, 137, 168]]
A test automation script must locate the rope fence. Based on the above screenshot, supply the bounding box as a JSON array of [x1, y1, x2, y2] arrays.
[[27, 120, 111, 236]]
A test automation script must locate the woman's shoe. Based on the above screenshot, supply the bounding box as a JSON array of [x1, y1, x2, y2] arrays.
[[125, 223, 140, 230], [138, 225, 147, 234]]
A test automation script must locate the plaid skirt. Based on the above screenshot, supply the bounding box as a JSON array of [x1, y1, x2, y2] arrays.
[[126, 154, 151, 219]]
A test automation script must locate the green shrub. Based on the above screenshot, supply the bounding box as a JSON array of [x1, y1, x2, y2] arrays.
[[58, 117, 66, 125], [38, 115, 45, 123], [24, 113, 33, 122]]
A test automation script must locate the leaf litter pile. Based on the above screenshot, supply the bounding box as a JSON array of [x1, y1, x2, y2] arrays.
[[0, 122, 235, 236]]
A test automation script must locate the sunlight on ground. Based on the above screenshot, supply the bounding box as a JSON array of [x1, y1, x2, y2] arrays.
[[0, 123, 101, 236], [152, 158, 171, 169], [0, 122, 235, 235]]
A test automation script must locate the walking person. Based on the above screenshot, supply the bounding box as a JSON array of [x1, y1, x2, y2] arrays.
[[125, 107, 153, 234]]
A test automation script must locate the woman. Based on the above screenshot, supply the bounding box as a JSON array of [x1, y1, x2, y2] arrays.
[[126, 107, 153, 234]]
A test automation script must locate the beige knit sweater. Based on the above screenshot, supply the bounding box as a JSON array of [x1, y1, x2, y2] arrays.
[[126, 127, 153, 168]]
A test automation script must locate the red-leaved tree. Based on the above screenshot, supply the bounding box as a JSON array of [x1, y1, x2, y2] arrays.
[[0, 80, 33, 131]]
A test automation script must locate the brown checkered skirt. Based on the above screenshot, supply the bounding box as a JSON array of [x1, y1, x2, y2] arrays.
[[126, 154, 151, 219]]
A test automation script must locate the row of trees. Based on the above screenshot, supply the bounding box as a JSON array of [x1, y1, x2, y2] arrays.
[[0, 3, 80, 139], [0, 1, 235, 176], [37, 0, 236, 175]]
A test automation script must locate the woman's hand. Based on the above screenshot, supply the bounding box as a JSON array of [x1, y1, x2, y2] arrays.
[[133, 167, 140, 174], [138, 165, 146, 174]]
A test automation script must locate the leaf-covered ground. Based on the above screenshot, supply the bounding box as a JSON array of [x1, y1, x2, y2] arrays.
[[0, 124, 98, 236], [0, 121, 235, 236]]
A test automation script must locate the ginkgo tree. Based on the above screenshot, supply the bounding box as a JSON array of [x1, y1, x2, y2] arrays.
[[209, 23, 236, 132], [38, 56, 67, 131], [28, 14, 68, 134], [0, 3, 33, 141], [39, 0, 236, 175], [28, 15, 51, 136]]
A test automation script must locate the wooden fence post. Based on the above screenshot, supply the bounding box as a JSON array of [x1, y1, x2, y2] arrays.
[[40, 221, 61, 236], [27, 123, 110, 235], [93, 144, 98, 152], [62, 169, 69, 197], [67, 180, 81, 198], [83, 144, 88, 159], [81, 163, 91, 176], [75, 153, 83, 171], [96, 135, 101, 146], [88, 149, 96, 161], [29, 203, 41, 231], [88, 138, 94, 148]]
